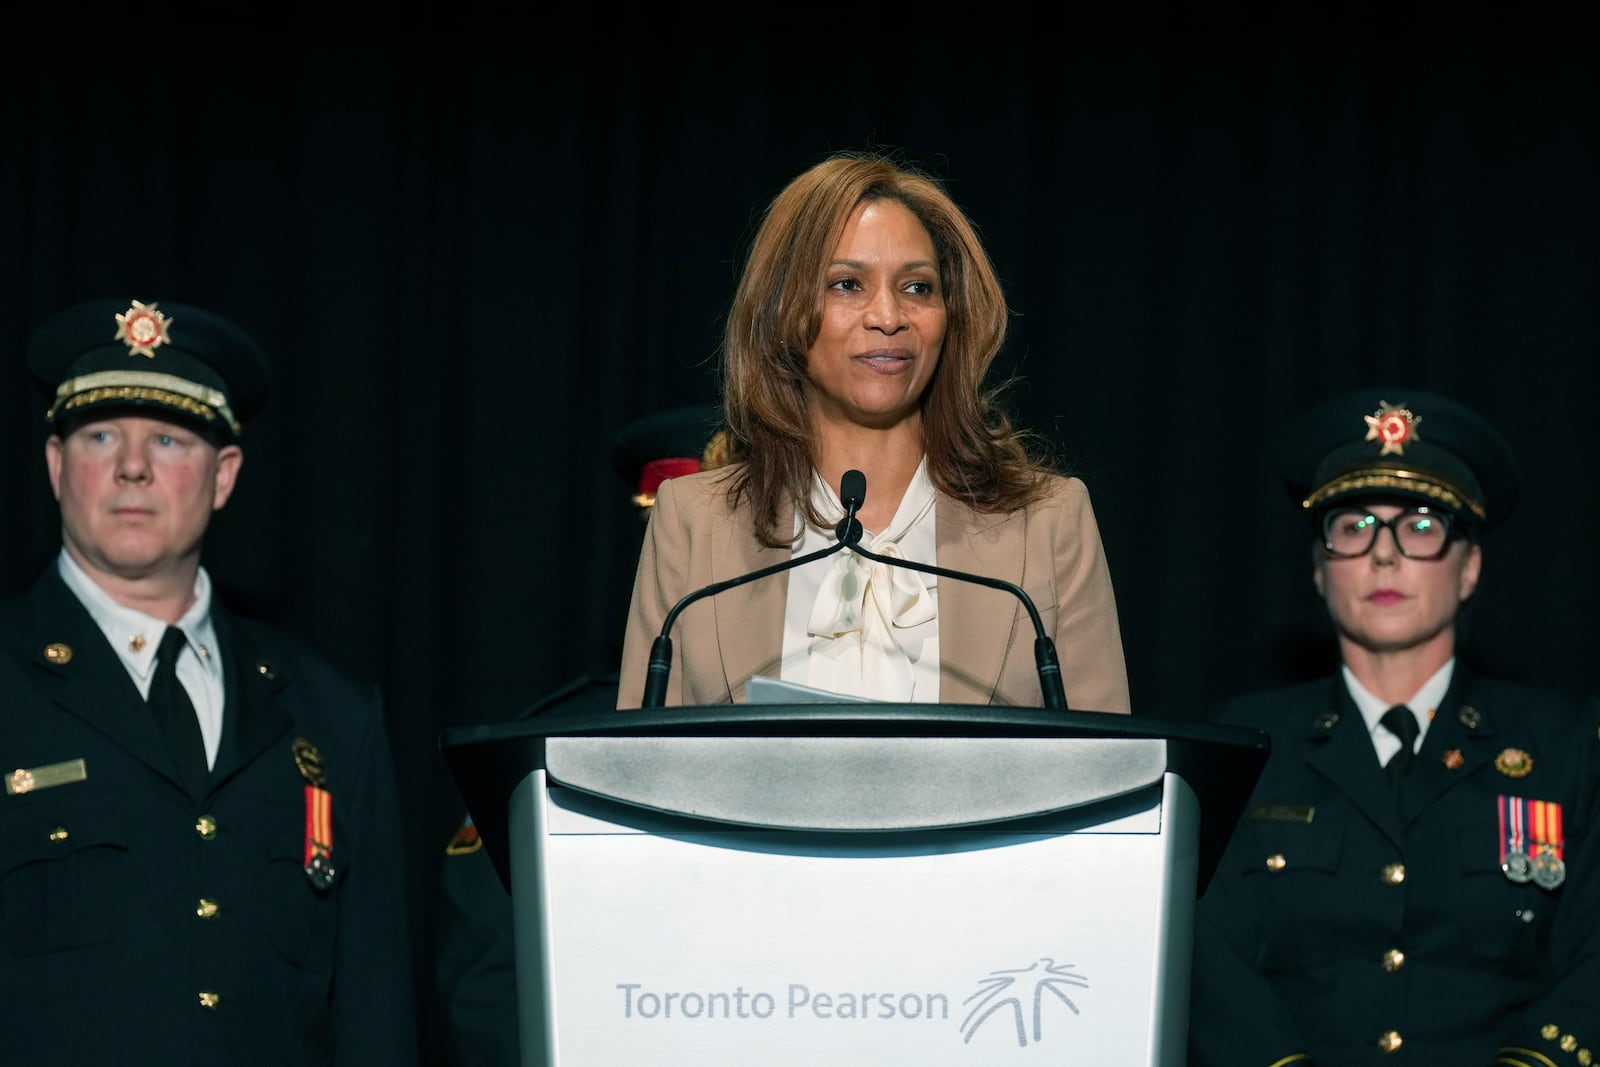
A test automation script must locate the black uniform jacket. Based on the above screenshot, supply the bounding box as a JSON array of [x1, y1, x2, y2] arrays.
[[1189, 668, 1600, 1066], [0, 569, 417, 1066]]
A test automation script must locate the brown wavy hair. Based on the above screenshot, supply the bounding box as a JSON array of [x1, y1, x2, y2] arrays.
[[721, 150, 1053, 545]]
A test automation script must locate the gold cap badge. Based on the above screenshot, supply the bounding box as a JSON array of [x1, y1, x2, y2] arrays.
[[1364, 401, 1421, 456], [114, 300, 173, 358]]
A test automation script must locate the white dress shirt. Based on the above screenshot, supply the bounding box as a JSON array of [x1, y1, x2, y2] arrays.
[[1343, 658, 1454, 767], [58, 550, 226, 768]]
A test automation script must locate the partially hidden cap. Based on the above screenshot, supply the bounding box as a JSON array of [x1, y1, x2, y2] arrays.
[[609, 405, 723, 508], [1282, 387, 1520, 531], [27, 298, 270, 442]]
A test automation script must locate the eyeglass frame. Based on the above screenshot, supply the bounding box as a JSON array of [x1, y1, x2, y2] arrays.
[[1318, 505, 1463, 561]]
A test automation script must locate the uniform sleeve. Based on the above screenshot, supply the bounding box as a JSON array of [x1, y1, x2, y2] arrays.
[[331, 685, 419, 1066], [1050, 478, 1132, 714], [1189, 857, 1317, 1066], [436, 818, 519, 1067], [1188, 691, 1316, 1067], [617, 476, 692, 709], [1495, 698, 1600, 1067]]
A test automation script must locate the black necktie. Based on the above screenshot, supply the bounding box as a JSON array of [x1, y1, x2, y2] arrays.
[[149, 627, 208, 789], [1380, 705, 1420, 786]]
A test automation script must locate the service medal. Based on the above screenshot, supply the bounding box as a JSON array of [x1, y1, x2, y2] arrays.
[[1527, 797, 1567, 893], [1531, 850, 1567, 890], [295, 738, 336, 891], [1499, 794, 1533, 884], [1502, 849, 1533, 883]]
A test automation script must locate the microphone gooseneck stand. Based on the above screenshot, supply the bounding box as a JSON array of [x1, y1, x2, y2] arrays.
[[639, 472, 865, 708], [637, 468, 1067, 711]]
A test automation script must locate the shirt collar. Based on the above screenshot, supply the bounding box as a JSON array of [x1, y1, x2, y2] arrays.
[[1343, 658, 1455, 738], [56, 550, 219, 681]]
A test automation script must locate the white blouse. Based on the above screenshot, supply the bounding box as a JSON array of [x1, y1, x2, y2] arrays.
[[779, 460, 941, 701]]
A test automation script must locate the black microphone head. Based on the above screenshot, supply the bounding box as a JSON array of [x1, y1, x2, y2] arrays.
[[840, 469, 866, 511]]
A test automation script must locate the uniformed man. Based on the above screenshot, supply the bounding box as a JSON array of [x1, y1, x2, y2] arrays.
[[435, 404, 721, 1067], [1, 299, 417, 1064], [1189, 388, 1600, 1065]]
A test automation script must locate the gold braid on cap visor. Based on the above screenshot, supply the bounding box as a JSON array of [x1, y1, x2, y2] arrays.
[[1301, 468, 1486, 522], [48, 370, 240, 435]]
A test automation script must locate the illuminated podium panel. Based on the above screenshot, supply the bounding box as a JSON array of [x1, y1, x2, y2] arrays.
[[441, 706, 1268, 1067]]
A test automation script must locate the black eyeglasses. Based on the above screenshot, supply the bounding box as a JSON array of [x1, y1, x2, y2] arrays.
[[1320, 507, 1456, 560]]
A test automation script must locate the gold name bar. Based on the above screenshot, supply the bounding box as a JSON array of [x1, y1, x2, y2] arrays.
[[7, 759, 89, 796]]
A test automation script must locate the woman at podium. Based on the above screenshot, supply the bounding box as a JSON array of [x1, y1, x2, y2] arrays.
[[618, 150, 1131, 713]]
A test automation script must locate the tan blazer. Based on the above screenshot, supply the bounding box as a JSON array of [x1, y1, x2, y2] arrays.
[[617, 467, 1131, 714]]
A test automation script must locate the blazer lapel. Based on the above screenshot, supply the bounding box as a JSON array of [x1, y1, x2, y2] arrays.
[[712, 499, 790, 703], [1303, 679, 1405, 846], [208, 612, 293, 791], [1401, 668, 1497, 826], [936, 496, 1024, 706], [26, 571, 187, 791]]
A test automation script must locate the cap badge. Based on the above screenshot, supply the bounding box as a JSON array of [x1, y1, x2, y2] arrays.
[[113, 300, 173, 358], [1363, 401, 1421, 456]]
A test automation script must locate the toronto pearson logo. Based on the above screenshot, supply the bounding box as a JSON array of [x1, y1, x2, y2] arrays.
[[611, 955, 1092, 1053], [961, 958, 1089, 1047]]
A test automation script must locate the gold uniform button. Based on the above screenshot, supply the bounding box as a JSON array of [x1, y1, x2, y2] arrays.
[[1381, 948, 1406, 972], [196, 899, 220, 920], [1265, 853, 1287, 873], [198, 991, 221, 1010], [1378, 1029, 1403, 1053], [1382, 863, 1407, 885], [195, 815, 218, 840]]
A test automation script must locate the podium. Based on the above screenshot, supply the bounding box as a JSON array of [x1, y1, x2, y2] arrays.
[[440, 705, 1269, 1066]]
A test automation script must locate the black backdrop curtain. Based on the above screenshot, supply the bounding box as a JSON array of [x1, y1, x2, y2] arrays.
[[5, 5, 1597, 1061]]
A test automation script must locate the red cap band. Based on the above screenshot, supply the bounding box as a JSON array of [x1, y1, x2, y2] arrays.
[[638, 457, 700, 497]]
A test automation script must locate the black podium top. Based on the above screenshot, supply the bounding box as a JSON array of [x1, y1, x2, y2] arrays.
[[439, 705, 1269, 895]]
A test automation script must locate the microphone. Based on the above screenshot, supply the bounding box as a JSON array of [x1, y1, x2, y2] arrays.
[[639, 471, 866, 707], [844, 475, 1071, 712], [835, 468, 865, 546]]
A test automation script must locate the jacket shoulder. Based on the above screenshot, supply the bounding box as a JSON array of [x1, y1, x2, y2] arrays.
[[221, 610, 379, 708], [1466, 675, 1600, 735], [1211, 678, 1333, 732]]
